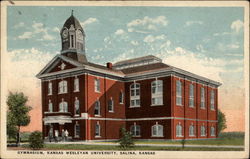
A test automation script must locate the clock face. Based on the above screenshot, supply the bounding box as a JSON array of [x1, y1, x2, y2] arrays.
[[62, 29, 68, 38]]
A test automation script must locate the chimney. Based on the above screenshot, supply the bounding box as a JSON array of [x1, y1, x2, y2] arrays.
[[106, 62, 112, 69]]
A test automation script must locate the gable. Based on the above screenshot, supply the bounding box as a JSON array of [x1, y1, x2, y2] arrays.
[[48, 59, 77, 73]]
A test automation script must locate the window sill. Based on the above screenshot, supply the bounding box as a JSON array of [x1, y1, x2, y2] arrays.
[[151, 104, 163, 107], [189, 106, 195, 108], [176, 104, 183, 106], [119, 102, 124, 105], [95, 136, 101, 138], [189, 135, 195, 137], [95, 90, 101, 93], [73, 90, 80, 93], [200, 107, 206, 110], [74, 114, 80, 117], [129, 106, 140, 108], [74, 136, 80, 138], [48, 94, 52, 96], [211, 135, 215, 137], [94, 115, 101, 117], [176, 135, 183, 137], [200, 135, 206, 137], [210, 109, 215, 111], [108, 111, 114, 113], [151, 135, 164, 137], [132, 135, 141, 137]]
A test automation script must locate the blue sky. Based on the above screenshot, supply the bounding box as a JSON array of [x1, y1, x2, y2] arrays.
[[6, 6, 245, 111]]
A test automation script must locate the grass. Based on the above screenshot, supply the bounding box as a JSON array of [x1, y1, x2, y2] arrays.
[[19, 144, 243, 151]]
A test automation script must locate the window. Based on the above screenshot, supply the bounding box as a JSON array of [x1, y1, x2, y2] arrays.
[[152, 122, 163, 137], [130, 124, 141, 137], [176, 80, 182, 106], [189, 84, 194, 107], [94, 100, 100, 116], [210, 90, 215, 110], [71, 35, 74, 48], [74, 77, 79, 92], [200, 87, 205, 109], [189, 124, 195, 136], [59, 99, 68, 112], [74, 97, 80, 115], [130, 83, 140, 107], [119, 91, 124, 104], [48, 82, 52, 95], [151, 80, 163, 105], [94, 78, 100, 92], [48, 100, 53, 112], [108, 98, 114, 112], [95, 122, 101, 137], [74, 123, 80, 138], [176, 123, 183, 137], [201, 125, 206, 136], [210, 126, 215, 136], [58, 80, 67, 94]]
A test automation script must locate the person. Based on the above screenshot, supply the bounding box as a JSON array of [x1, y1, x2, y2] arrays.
[[65, 129, 69, 141], [61, 129, 65, 142], [49, 128, 53, 142], [54, 130, 58, 143]]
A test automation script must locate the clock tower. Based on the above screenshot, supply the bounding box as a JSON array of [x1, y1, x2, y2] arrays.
[[60, 11, 87, 63]]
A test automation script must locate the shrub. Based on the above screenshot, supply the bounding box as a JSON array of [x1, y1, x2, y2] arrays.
[[29, 131, 44, 150], [119, 127, 134, 150]]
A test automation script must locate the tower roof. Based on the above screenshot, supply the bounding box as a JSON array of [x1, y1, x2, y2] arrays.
[[63, 11, 84, 34]]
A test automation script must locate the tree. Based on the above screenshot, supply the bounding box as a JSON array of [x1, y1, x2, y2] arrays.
[[119, 127, 134, 149], [7, 92, 32, 146], [7, 112, 17, 140], [29, 131, 44, 150], [218, 109, 227, 134]]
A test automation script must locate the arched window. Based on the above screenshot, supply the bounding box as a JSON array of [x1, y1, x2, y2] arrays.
[[74, 97, 80, 115], [108, 98, 114, 112], [189, 124, 195, 136], [119, 91, 124, 104], [152, 122, 163, 137], [151, 80, 163, 105], [95, 122, 101, 137], [58, 80, 67, 94], [130, 124, 141, 137], [176, 80, 182, 106], [48, 81, 52, 95], [74, 77, 79, 92], [94, 100, 100, 116], [48, 99, 53, 112], [130, 83, 140, 107], [189, 84, 194, 107], [94, 78, 100, 92], [210, 90, 215, 110], [201, 125, 206, 136], [74, 122, 80, 138], [200, 87, 205, 109], [59, 99, 68, 112], [210, 126, 215, 136], [176, 123, 183, 137]]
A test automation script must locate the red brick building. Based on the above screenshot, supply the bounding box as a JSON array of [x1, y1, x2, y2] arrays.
[[37, 14, 221, 141]]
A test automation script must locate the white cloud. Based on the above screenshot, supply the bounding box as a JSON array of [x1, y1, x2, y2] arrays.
[[185, 21, 203, 27], [115, 29, 125, 35], [131, 40, 139, 46], [196, 44, 205, 52], [231, 20, 243, 33], [13, 22, 25, 29], [32, 22, 46, 34], [80, 18, 98, 27], [43, 33, 55, 40], [143, 34, 166, 43], [18, 32, 33, 39], [127, 16, 168, 33], [227, 44, 240, 49], [213, 32, 231, 36], [52, 27, 60, 33]]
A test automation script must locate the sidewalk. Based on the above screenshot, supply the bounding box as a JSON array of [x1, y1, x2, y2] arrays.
[[44, 141, 244, 149]]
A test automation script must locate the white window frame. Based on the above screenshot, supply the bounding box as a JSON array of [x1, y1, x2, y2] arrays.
[[48, 99, 53, 112], [74, 77, 79, 92], [94, 100, 101, 116], [59, 99, 68, 112], [130, 124, 141, 137], [58, 80, 68, 94], [151, 80, 163, 106], [176, 123, 183, 137], [210, 90, 215, 110], [189, 124, 195, 137], [201, 125, 206, 136], [94, 78, 100, 93], [119, 91, 124, 104], [48, 82, 52, 95], [108, 98, 114, 112], [200, 87, 205, 109], [210, 126, 215, 136], [189, 84, 194, 107], [95, 122, 101, 137], [74, 97, 80, 116], [130, 83, 140, 107], [176, 80, 182, 106], [74, 123, 80, 138], [151, 122, 163, 137]]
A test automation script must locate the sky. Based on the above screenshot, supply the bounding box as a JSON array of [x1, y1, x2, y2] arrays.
[[6, 6, 245, 132]]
